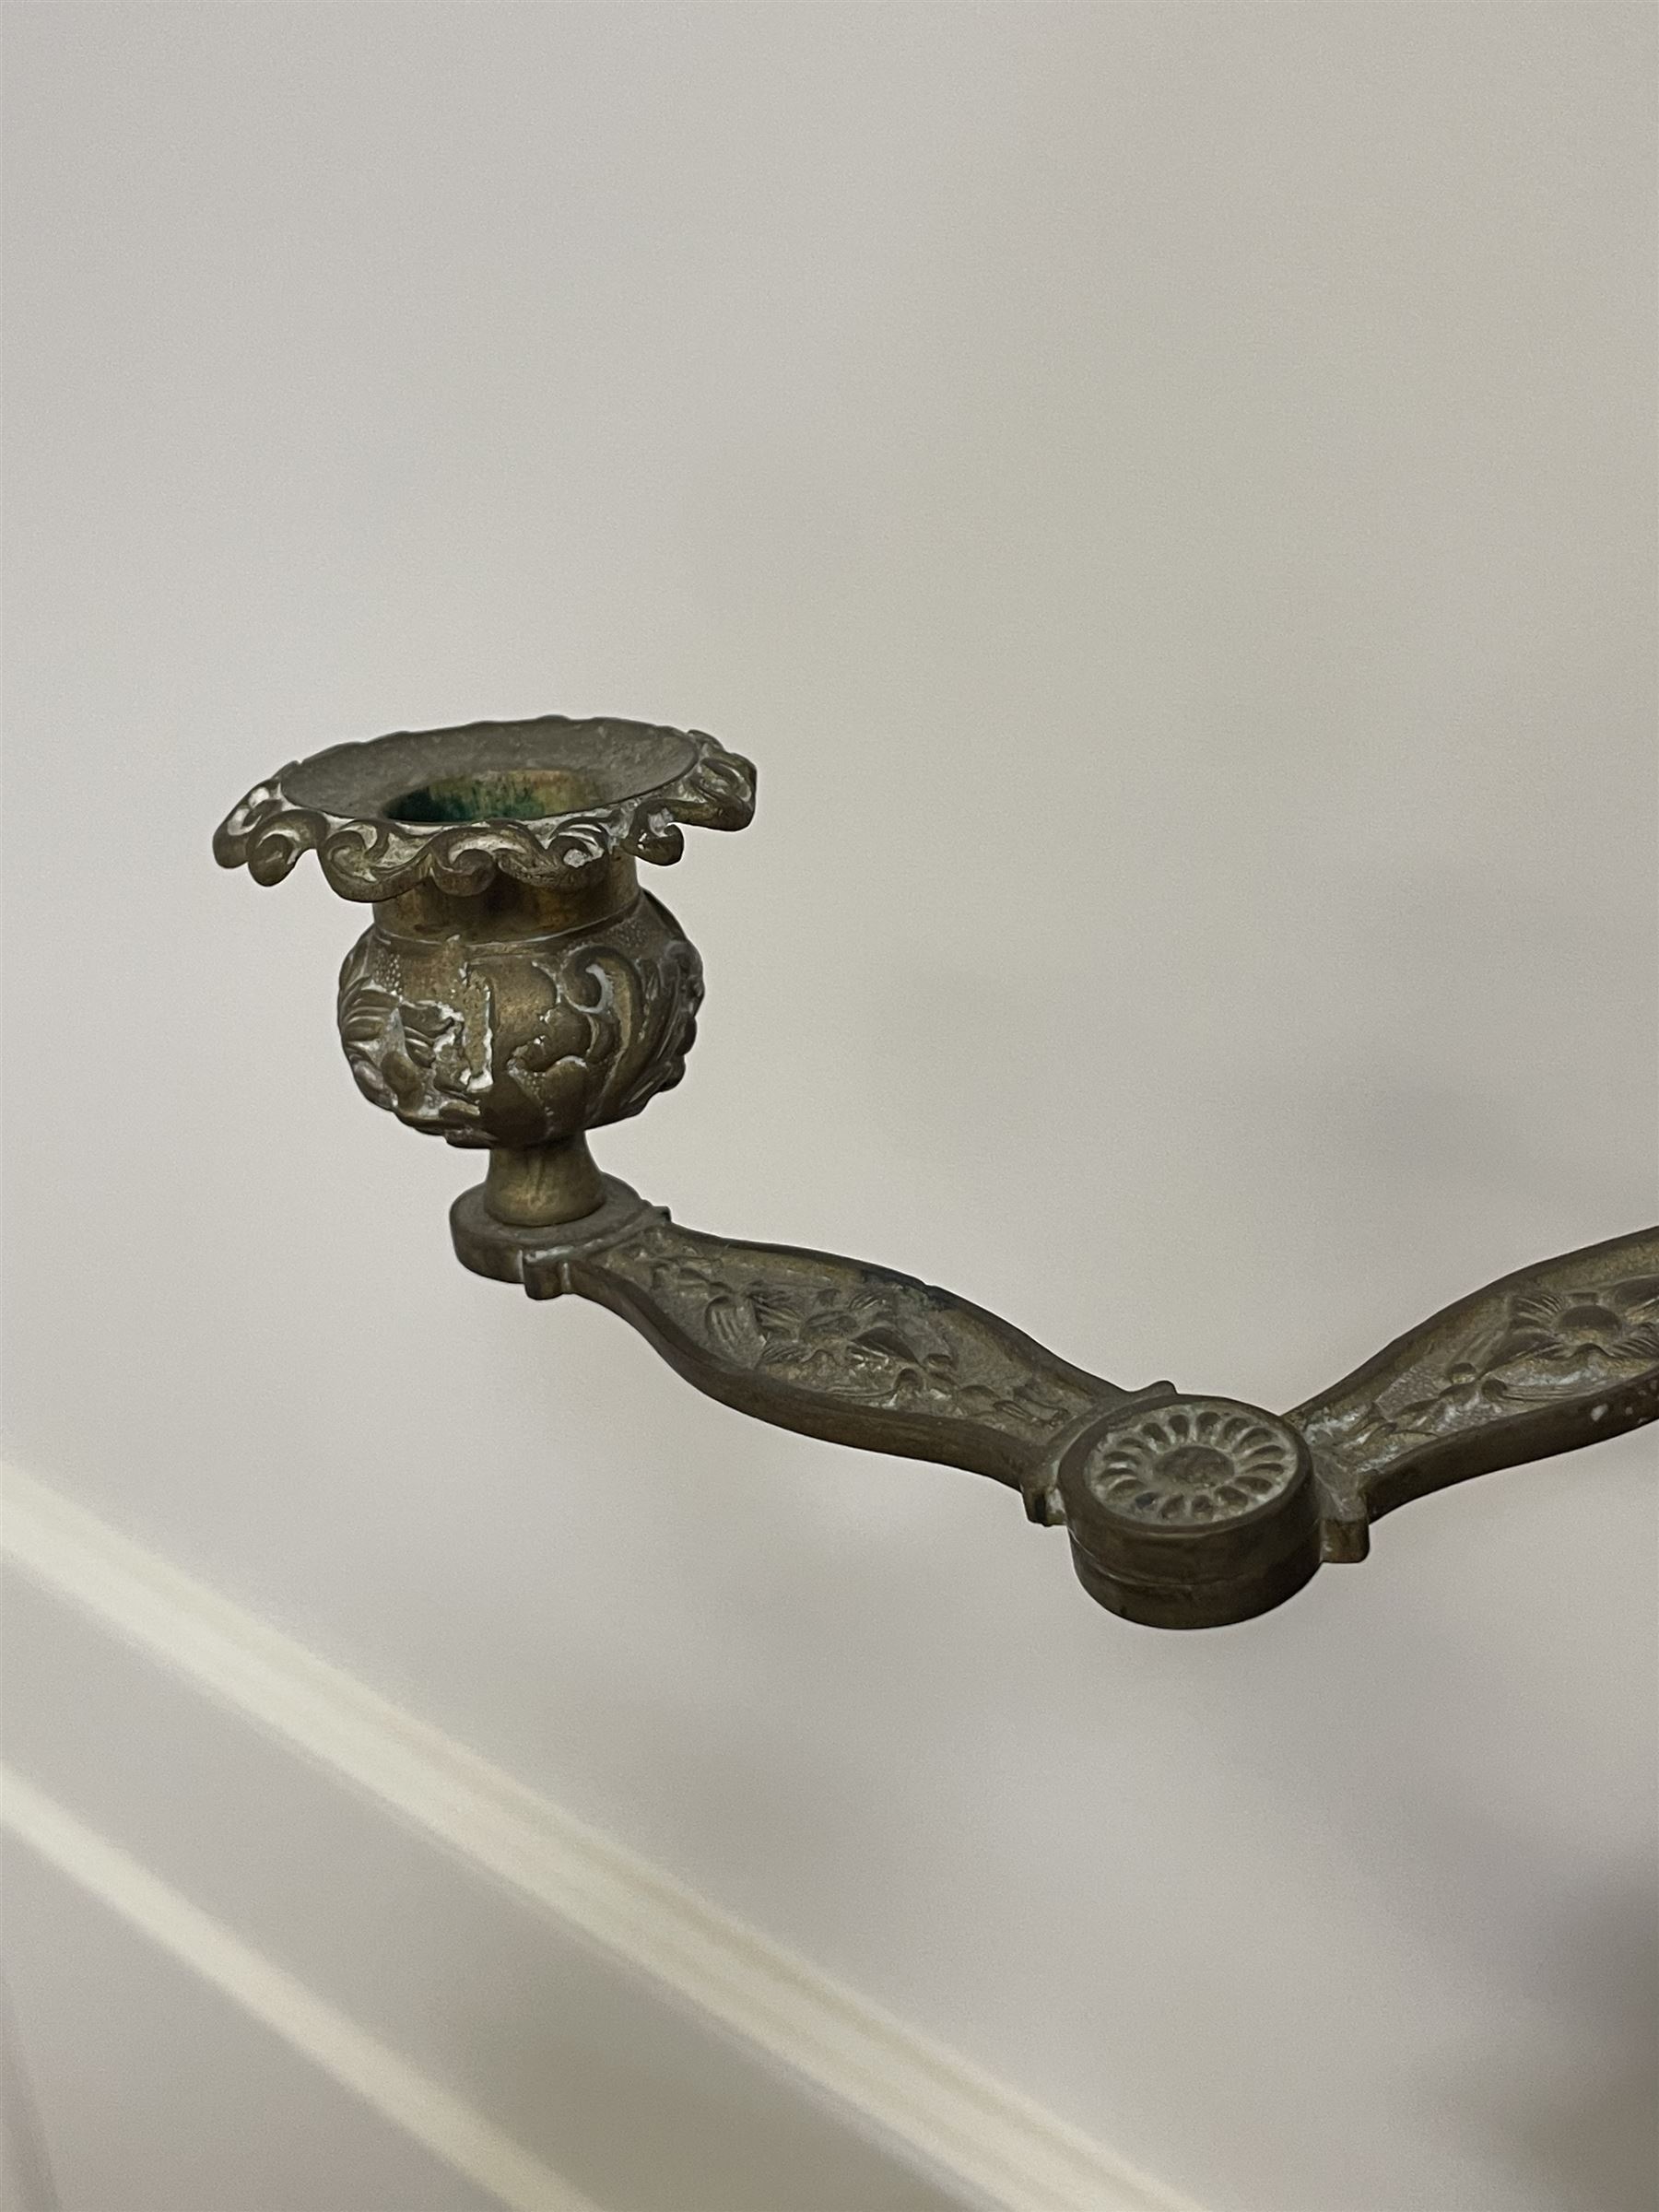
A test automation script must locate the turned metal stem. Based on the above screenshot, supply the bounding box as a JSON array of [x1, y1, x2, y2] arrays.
[[485, 1138, 606, 1227]]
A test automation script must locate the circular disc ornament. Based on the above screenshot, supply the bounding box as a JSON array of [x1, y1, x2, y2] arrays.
[[1056, 1395, 1321, 1628]]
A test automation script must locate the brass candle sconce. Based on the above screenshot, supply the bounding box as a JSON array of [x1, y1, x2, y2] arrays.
[[217, 717, 1657, 1630]]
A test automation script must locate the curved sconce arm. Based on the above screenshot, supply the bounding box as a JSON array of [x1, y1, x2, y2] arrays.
[[217, 715, 1657, 1632], [453, 1182, 1143, 1501], [454, 1182, 1657, 1629]]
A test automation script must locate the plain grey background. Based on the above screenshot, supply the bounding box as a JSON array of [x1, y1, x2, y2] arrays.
[[5, 6, 1656, 2210]]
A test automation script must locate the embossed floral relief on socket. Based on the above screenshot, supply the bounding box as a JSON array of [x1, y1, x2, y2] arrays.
[[337, 891, 703, 1148]]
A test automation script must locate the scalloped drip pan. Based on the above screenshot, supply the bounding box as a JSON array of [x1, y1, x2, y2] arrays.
[[285, 718, 699, 822]]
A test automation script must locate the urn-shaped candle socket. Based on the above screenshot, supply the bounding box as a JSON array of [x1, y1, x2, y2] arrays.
[[215, 716, 755, 1227]]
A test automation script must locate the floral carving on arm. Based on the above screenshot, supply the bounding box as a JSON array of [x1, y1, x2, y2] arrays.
[[570, 1223, 1124, 1500], [1295, 1236, 1659, 1536]]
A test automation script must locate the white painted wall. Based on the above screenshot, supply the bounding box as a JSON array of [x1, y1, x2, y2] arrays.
[[5, 7, 1654, 2210]]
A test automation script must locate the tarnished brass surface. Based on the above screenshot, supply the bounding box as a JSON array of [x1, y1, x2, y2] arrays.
[[218, 715, 753, 1228], [1291, 1227, 1659, 1559], [218, 715, 1658, 1628]]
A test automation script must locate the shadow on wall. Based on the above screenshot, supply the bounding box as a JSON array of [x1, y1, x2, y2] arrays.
[[1435, 1869, 1659, 2212], [1229, 1578, 1659, 2212]]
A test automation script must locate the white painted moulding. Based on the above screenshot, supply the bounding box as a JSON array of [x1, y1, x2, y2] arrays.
[[2, 1465, 1203, 2212]]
